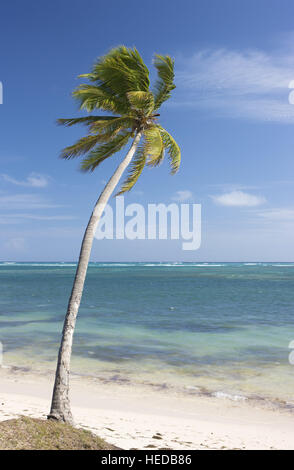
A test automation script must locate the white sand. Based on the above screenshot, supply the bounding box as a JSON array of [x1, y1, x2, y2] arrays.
[[0, 366, 294, 450]]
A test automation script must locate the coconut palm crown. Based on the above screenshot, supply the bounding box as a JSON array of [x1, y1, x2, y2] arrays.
[[58, 46, 181, 192]]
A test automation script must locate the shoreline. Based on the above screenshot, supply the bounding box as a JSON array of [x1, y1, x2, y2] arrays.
[[3, 358, 294, 415], [1, 366, 294, 449]]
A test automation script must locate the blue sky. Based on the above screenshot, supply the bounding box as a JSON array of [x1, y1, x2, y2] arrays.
[[1, 0, 294, 261]]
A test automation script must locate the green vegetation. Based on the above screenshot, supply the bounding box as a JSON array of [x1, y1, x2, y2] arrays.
[[0, 416, 118, 450]]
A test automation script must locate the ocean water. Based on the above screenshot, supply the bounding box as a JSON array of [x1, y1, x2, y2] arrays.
[[1, 262, 294, 406]]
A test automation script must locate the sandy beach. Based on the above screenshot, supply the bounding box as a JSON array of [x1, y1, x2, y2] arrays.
[[0, 366, 294, 450]]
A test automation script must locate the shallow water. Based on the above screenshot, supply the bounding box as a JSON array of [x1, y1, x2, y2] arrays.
[[1, 262, 294, 405]]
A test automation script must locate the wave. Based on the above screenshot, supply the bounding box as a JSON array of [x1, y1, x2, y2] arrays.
[[142, 263, 225, 267], [0, 263, 77, 267], [273, 264, 294, 267], [95, 263, 139, 267], [94, 263, 227, 267], [2, 261, 294, 269], [212, 391, 247, 401], [192, 264, 225, 267]]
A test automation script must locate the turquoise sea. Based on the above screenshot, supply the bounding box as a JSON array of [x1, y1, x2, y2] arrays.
[[1, 262, 294, 406]]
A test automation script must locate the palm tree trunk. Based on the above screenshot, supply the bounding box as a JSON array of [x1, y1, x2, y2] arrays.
[[48, 132, 142, 424]]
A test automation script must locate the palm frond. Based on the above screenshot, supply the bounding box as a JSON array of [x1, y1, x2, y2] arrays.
[[144, 126, 164, 165], [158, 126, 181, 173], [153, 55, 176, 110], [57, 116, 119, 127], [60, 134, 106, 160], [80, 131, 132, 172], [126, 91, 154, 116], [59, 119, 134, 161], [89, 116, 135, 136], [90, 46, 150, 97], [116, 144, 146, 195], [146, 145, 164, 167], [72, 84, 127, 114]]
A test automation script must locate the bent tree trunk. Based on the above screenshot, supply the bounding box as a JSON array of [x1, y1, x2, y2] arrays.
[[48, 132, 142, 424]]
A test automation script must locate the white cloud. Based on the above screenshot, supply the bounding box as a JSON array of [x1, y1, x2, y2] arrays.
[[0, 193, 70, 225], [176, 46, 294, 122], [4, 237, 27, 252], [132, 190, 144, 196], [1, 173, 49, 188], [0, 213, 76, 224], [256, 208, 294, 220], [211, 190, 266, 207], [172, 190, 193, 202], [208, 183, 260, 191], [0, 194, 61, 210]]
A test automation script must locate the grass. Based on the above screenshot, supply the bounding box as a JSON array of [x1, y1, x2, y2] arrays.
[[0, 416, 119, 450]]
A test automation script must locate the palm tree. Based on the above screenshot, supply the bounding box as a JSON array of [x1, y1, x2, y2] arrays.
[[48, 46, 181, 424]]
